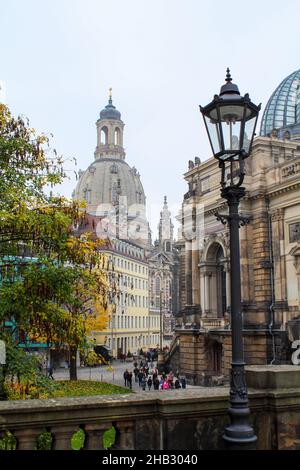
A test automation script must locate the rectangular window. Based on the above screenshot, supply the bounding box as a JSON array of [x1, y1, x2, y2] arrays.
[[289, 222, 300, 242], [201, 176, 210, 193]]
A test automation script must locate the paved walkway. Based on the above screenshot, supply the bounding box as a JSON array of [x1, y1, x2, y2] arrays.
[[50, 360, 202, 392]]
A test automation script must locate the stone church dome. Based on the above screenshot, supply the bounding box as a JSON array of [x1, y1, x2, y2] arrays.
[[260, 69, 300, 139], [73, 91, 150, 247], [74, 158, 146, 215]]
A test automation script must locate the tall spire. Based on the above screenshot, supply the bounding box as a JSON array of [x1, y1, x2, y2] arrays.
[[158, 196, 174, 252]]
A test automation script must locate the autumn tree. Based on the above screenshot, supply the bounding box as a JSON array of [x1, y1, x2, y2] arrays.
[[0, 254, 108, 380]]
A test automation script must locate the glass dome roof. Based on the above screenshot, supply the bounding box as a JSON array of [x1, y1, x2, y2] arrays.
[[260, 69, 300, 137]]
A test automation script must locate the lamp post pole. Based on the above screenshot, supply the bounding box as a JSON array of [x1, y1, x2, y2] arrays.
[[200, 69, 261, 449], [221, 186, 257, 449]]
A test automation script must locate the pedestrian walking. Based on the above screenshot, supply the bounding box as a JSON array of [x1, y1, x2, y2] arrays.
[[159, 377, 164, 389], [153, 377, 160, 390], [174, 378, 181, 389], [147, 376, 153, 391], [47, 365, 54, 380], [128, 371, 133, 389], [141, 375, 146, 391], [163, 379, 170, 390], [138, 370, 144, 387], [181, 376, 186, 389], [123, 369, 129, 387]]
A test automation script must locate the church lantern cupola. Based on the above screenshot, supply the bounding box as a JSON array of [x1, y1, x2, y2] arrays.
[[95, 88, 125, 160]]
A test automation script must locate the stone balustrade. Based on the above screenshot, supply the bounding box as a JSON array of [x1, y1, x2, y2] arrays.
[[200, 318, 225, 329], [0, 367, 300, 450], [282, 159, 300, 179]]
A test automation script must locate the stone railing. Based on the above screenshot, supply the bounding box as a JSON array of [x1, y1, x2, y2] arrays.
[[1, 366, 300, 450], [200, 318, 225, 329], [281, 160, 300, 180]]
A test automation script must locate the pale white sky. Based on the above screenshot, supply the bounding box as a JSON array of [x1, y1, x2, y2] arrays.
[[1, 0, 299, 236]]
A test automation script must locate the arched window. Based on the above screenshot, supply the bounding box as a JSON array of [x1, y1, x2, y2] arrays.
[[114, 127, 121, 145], [100, 126, 108, 145]]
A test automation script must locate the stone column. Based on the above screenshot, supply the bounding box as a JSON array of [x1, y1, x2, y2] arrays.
[[293, 255, 300, 309], [14, 428, 44, 450], [51, 425, 79, 450], [85, 422, 112, 450], [192, 239, 200, 306], [204, 273, 211, 314], [200, 273, 205, 315], [115, 420, 135, 450], [185, 241, 193, 305], [271, 209, 287, 304]]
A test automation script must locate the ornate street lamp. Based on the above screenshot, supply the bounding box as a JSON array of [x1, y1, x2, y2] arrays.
[[200, 69, 261, 449]]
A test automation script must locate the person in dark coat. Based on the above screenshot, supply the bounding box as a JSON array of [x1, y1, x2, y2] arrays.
[[153, 377, 160, 390], [181, 376, 186, 389], [147, 376, 153, 391], [128, 371, 133, 389], [141, 375, 146, 391], [123, 369, 129, 387], [138, 370, 144, 387], [174, 378, 181, 389], [48, 365, 54, 380]]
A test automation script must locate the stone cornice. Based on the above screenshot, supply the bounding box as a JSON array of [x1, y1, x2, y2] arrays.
[[246, 180, 300, 200]]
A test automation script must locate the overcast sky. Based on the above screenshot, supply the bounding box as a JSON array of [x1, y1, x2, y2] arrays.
[[1, 0, 299, 236]]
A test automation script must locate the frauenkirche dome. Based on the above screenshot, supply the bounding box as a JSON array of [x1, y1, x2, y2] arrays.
[[73, 90, 150, 246]]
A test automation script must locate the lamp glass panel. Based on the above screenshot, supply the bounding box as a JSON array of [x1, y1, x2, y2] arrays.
[[210, 103, 249, 122], [204, 115, 221, 154], [221, 119, 241, 153], [243, 115, 257, 152]]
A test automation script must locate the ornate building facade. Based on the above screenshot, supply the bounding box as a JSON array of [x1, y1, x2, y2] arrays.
[[168, 69, 300, 384]]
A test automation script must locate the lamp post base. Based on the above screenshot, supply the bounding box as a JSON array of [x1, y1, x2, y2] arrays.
[[223, 365, 257, 450], [223, 416, 257, 450]]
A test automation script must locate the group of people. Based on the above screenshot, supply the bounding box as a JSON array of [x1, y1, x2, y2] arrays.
[[123, 360, 187, 391]]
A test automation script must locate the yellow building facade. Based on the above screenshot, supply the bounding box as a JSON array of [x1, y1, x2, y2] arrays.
[[93, 239, 160, 357]]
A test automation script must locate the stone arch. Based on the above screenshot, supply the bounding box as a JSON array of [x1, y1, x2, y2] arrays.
[[205, 337, 223, 375], [202, 235, 228, 263], [200, 239, 229, 318], [100, 126, 108, 145], [114, 127, 121, 145]]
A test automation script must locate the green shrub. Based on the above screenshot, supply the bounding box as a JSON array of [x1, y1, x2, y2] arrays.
[[36, 431, 52, 450], [103, 426, 116, 449], [71, 429, 85, 450], [0, 431, 16, 450]]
